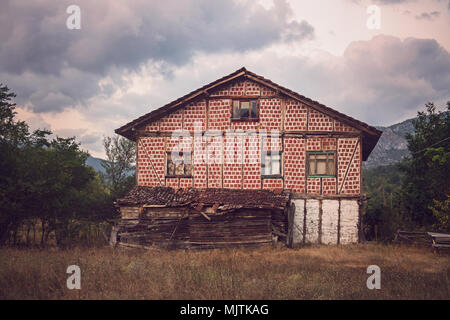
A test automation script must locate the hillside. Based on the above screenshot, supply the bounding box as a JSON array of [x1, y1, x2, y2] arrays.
[[364, 117, 414, 168], [86, 156, 106, 173]]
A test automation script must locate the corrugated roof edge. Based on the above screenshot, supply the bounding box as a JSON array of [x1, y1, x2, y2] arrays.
[[116, 186, 290, 210]]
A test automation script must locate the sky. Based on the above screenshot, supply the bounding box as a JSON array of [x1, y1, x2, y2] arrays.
[[1, 0, 449, 157]]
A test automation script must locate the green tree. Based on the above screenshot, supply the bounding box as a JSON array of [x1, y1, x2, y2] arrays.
[[0, 84, 51, 244], [101, 135, 136, 198], [363, 164, 405, 241], [399, 102, 450, 228], [0, 84, 112, 247]]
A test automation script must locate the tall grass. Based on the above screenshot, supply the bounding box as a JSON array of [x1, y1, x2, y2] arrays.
[[0, 243, 448, 299]]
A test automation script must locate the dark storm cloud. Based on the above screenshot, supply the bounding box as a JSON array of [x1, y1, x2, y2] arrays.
[[349, 0, 415, 4], [256, 35, 450, 125], [415, 11, 441, 20], [329, 35, 450, 123], [0, 0, 314, 113], [0, 0, 314, 76], [376, 0, 413, 3]]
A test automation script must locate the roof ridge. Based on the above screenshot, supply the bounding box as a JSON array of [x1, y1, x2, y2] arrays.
[[115, 68, 382, 159]]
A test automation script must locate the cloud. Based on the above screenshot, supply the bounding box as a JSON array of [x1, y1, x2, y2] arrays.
[[2, 1, 449, 156], [276, 35, 450, 125], [349, 0, 416, 4], [373, 0, 414, 3], [14, 34, 450, 157], [173, 35, 449, 126], [0, 0, 313, 76], [415, 11, 441, 20], [96, 34, 450, 129], [0, 0, 313, 114]]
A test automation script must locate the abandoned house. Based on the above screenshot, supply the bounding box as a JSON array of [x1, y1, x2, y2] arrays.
[[113, 67, 382, 249]]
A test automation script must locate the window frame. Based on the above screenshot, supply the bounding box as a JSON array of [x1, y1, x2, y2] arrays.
[[261, 150, 283, 178], [165, 151, 193, 178], [231, 98, 259, 122], [307, 151, 336, 178]]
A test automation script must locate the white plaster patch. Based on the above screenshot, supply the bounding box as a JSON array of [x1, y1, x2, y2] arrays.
[[321, 200, 339, 244], [340, 200, 359, 244], [292, 199, 305, 245], [305, 199, 320, 243]]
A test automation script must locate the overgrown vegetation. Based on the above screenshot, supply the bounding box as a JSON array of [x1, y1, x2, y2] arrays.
[[0, 85, 135, 248], [363, 102, 450, 240], [0, 244, 447, 299]]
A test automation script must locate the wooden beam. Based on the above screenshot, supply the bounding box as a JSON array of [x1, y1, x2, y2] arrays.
[[338, 140, 359, 194], [138, 138, 163, 186]]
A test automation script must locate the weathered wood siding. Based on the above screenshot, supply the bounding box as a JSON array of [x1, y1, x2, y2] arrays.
[[117, 206, 282, 249]]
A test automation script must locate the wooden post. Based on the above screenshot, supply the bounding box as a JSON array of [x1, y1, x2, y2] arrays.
[[109, 226, 118, 247]]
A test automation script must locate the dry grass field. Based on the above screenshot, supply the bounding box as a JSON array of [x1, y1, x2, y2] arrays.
[[0, 243, 448, 300]]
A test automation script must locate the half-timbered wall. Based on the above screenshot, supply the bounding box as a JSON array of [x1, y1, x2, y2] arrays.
[[135, 79, 362, 196]]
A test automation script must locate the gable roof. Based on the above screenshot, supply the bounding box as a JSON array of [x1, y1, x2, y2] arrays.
[[115, 67, 382, 160]]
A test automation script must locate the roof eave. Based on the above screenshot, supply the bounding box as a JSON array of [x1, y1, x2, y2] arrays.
[[115, 68, 382, 157]]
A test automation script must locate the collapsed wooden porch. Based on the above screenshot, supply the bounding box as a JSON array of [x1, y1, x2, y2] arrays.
[[113, 186, 290, 249]]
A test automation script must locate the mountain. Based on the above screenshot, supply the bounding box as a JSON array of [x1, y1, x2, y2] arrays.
[[86, 156, 106, 173], [86, 156, 135, 176], [365, 111, 449, 168], [364, 118, 414, 168]]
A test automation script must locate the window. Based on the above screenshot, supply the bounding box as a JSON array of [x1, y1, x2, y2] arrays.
[[166, 152, 193, 177], [232, 99, 258, 120], [261, 151, 281, 176], [308, 152, 335, 176]]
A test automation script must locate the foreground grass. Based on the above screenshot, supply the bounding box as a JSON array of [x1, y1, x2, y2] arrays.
[[0, 243, 448, 299]]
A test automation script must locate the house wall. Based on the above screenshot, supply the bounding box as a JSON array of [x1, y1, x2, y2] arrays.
[[291, 198, 360, 245], [135, 79, 362, 197], [117, 206, 275, 249]]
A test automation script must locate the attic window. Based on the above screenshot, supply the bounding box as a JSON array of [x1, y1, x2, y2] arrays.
[[307, 152, 336, 177], [232, 99, 259, 121], [166, 152, 193, 178]]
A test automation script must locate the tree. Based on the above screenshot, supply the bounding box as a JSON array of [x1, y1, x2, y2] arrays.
[[0, 84, 112, 247], [101, 135, 136, 198], [363, 164, 405, 241], [399, 102, 450, 228]]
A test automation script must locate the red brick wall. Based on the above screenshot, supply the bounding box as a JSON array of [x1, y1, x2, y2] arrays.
[[338, 137, 361, 194], [208, 99, 231, 130], [284, 138, 306, 193], [285, 99, 307, 131], [322, 177, 337, 195], [159, 109, 182, 132], [223, 135, 243, 189], [206, 134, 222, 188], [308, 109, 333, 131], [263, 178, 283, 190], [307, 178, 321, 194], [259, 98, 282, 130], [134, 79, 362, 195], [243, 134, 261, 189], [137, 137, 165, 186], [184, 101, 206, 131], [335, 120, 359, 133]]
